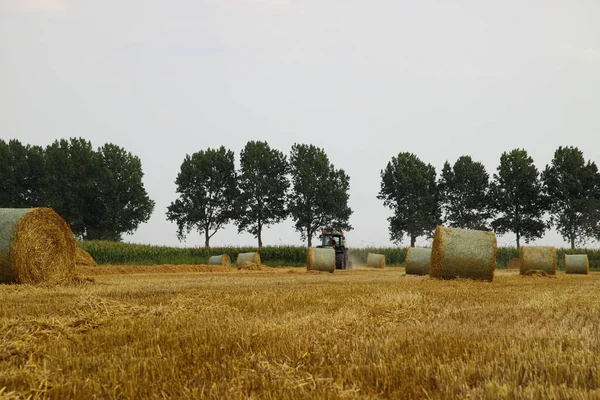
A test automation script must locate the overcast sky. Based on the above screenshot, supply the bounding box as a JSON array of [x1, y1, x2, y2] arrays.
[[2, 0, 599, 249]]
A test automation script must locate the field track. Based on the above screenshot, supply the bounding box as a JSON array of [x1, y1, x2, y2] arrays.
[[1, 267, 599, 399]]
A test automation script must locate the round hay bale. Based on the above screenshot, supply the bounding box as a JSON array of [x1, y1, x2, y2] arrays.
[[236, 252, 261, 266], [405, 247, 431, 275], [366, 253, 386, 269], [0, 208, 76, 284], [430, 226, 497, 282], [208, 254, 231, 267], [564, 254, 589, 275], [520, 246, 556, 276], [75, 248, 96, 267], [506, 258, 521, 270], [306, 247, 335, 273]]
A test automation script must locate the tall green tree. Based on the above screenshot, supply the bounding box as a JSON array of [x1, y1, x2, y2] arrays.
[[439, 156, 491, 230], [236, 141, 289, 249], [0, 139, 45, 207], [166, 146, 238, 248], [22, 144, 46, 206], [0, 139, 22, 207], [541, 146, 600, 248], [89, 143, 155, 241], [288, 144, 352, 247], [44, 138, 101, 237], [490, 149, 548, 248], [378, 152, 440, 247]]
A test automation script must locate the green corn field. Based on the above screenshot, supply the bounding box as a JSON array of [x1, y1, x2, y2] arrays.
[[77, 241, 600, 269]]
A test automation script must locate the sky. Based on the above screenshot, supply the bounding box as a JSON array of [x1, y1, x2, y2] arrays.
[[1, 0, 600, 249]]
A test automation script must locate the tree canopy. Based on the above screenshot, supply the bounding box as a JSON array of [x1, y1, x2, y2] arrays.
[[439, 156, 491, 230], [490, 149, 548, 248], [44, 138, 102, 237], [0, 137, 154, 241], [90, 143, 155, 241], [0, 140, 45, 208], [166, 146, 238, 248], [542, 146, 600, 248], [378, 152, 440, 247], [288, 143, 352, 247], [235, 141, 289, 249]]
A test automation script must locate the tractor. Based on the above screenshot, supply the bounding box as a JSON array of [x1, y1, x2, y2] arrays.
[[316, 229, 351, 269]]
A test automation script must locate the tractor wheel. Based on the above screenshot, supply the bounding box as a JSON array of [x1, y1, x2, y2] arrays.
[[336, 253, 344, 269]]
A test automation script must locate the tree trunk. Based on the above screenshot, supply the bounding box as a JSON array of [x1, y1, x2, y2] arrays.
[[571, 235, 575, 250], [307, 227, 312, 247], [410, 234, 416, 247], [515, 231, 520, 249], [258, 227, 263, 250], [205, 227, 210, 249]]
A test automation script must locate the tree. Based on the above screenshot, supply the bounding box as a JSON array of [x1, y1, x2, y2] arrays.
[[490, 149, 548, 248], [88, 143, 155, 241], [378, 152, 440, 247], [236, 141, 289, 249], [0, 139, 21, 207], [288, 144, 352, 247], [541, 146, 600, 248], [166, 146, 238, 248], [0, 139, 45, 207], [22, 144, 46, 206], [43, 138, 101, 238], [439, 156, 491, 230]]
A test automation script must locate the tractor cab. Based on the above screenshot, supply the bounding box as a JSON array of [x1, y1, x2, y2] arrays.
[[316, 230, 351, 269], [318, 231, 346, 248]]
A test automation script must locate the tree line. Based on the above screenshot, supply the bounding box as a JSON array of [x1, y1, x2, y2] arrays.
[[2, 138, 599, 249], [380, 147, 600, 249], [166, 142, 352, 248]]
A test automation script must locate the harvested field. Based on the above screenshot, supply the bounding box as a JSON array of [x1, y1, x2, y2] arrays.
[[1, 267, 599, 399], [75, 264, 232, 276]]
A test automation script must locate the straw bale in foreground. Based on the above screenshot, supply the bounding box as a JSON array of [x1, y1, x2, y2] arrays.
[[306, 247, 335, 273], [430, 226, 497, 282], [405, 247, 431, 275], [0, 208, 75, 284]]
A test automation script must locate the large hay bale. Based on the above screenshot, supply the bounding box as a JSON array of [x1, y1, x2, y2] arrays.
[[75, 248, 96, 267], [430, 226, 497, 282], [0, 208, 75, 284], [405, 247, 431, 275], [366, 253, 386, 269], [520, 246, 556, 275], [564, 254, 589, 275], [236, 252, 261, 265], [208, 254, 231, 267], [506, 258, 521, 270], [306, 247, 335, 273]]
